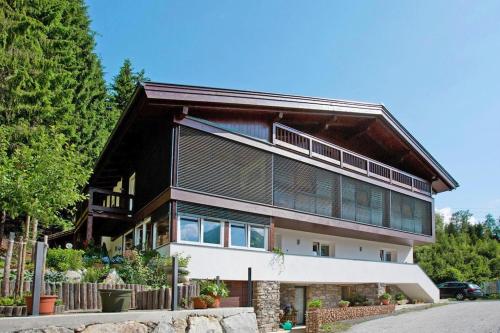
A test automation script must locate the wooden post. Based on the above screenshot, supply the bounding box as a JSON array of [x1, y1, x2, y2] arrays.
[[2, 233, 14, 296], [14, 236, 25, 296], [171, 256, 178, 311], [31, 241, 45, 316], [40, 236, 48, 296], [247, 267, 252, 307]]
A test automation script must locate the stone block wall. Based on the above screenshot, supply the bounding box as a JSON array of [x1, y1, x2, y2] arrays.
[[279, 283, 296, 308], [306, 284, 342, 308], [305, 304, 396, 333], [253, 281, 280, 333]]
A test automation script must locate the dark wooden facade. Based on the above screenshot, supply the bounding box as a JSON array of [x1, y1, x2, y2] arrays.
[[62, 83, 458, 248]]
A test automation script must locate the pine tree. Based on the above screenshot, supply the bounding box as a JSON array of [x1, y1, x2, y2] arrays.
[[0, 0, 113, 229], [110, 58, 148, 113]]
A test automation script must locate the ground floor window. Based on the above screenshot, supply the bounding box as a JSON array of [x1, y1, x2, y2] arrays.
[[124, 231, 134, 250], [178, 216, 224, 246]]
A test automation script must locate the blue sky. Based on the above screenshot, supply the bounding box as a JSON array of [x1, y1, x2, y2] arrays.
[[86, 0, 500, 222]]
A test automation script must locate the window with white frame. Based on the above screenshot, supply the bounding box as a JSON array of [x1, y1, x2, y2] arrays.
[[229, 223, 268, 250], [178, 216, 223, 246]]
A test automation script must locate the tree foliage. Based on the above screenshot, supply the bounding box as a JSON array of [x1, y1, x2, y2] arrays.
[[0, 0, 111, 228], [415, 210, 500, 284], [110, 58, 148, 113]]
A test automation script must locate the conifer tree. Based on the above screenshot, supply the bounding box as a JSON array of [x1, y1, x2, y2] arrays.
[[110, 58, 148, 113]]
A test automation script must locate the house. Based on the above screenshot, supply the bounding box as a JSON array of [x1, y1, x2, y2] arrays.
[[52, 82, 457, 331]]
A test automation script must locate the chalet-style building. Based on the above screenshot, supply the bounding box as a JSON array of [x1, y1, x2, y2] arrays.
[[51, 83, 457, 330]]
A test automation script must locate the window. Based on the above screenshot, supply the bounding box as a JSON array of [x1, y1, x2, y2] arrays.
[[178, 216, 224, 246], [203, 219, 221, 245], [230, 223, 246, 247], [135, 225, 144, 248], [380, 249, 397, 262], [250, 225, 266, 249], [312, 242, 331, 257], [179, 217, 200, 242], [229, 223, 268, 250], [153, 218, 169, 249]]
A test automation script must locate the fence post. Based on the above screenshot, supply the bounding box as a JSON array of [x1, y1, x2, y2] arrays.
[[171, 256, 178, 311], [31, 241, 46, 316], [1, 233, 15, 297], [216, 276, 220, 287], [247, 267, 252, 307]]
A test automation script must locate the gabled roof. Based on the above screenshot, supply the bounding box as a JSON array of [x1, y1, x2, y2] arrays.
[[92, 82, 458, 193], [143, 82, 458, 192]]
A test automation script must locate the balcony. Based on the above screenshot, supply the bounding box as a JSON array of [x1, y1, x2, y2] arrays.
[[273, 123, 432, 195], [88, 187, 134, 217]]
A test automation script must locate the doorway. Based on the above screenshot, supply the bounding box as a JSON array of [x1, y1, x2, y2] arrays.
[[294, 287, 306, 325]]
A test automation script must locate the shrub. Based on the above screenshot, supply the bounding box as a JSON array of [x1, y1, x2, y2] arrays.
[[44, 270, 67, 283], [347, 293, 368, 306], [0, 296, 14, 306], [83, 266, 110, 283], [55, 299, 63, 306], [307, 299, 322, 309], [395, 292, 406, 301], [380, 293, 392, 300], [338, 300, 350, 307], [199, 280, 229, 298], [47, 248, 84, 272], [199, 294, 215, 306]]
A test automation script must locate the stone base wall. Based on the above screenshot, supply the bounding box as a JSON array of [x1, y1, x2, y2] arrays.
[[306, 304, 396, 333], [306, 285, 342, 308], [2, 308, 258, 333], [253, 281, 280, 333], [279, 283, 296, 308]]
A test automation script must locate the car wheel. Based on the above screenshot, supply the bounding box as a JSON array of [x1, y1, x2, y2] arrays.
[[455, 293, 465, 301]]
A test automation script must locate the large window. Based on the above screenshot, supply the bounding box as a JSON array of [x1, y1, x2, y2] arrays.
[[312, 242, 332, 257], [341, 177, 389, 227], [178, 216, 223, 246], [229, 223, 268, 250], [391, 191, 432, 235], [274, 156, 340, 217]]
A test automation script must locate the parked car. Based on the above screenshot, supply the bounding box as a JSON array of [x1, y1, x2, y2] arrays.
[[437, 281, 483, 300]]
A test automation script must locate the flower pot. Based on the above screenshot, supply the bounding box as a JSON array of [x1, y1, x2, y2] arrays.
[[208, 296, 221, 308], [381, 299, 390, 305], [192, 297, 208, 309], [25, 295, 58, 315], [98, 289, 132, 312]]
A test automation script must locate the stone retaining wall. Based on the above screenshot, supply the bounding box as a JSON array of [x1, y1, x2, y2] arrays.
[[0, 308, 258, 333], [306, 304, 396, 333]]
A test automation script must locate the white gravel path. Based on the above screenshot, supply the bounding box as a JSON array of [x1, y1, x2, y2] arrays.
[[347, 301, 500, 333]]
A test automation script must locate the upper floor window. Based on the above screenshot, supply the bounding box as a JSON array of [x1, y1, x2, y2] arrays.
[[229, 223, 268, 250], [312, 241, 331, 257], [178, 216, 223, 246]]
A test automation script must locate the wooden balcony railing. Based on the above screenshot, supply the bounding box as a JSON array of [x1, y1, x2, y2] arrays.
[[273, 123, 432, 195], [88, 187, 134, 215]]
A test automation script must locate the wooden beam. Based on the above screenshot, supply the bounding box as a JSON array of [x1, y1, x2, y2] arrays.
[[323, 116, 338, 130], [345, 119, 377, 140], [273, 112, 284, 122]]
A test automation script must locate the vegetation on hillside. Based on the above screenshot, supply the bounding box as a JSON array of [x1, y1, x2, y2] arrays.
[[415, 210, 500, 284], [0, 0, 146, 234]]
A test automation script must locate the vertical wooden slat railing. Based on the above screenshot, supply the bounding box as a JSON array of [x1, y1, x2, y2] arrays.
[[273, 122, 432, 195]]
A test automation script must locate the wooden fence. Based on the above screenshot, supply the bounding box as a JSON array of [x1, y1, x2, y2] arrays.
[[0, 280, 198, 311], [136, 284, 199, 310]]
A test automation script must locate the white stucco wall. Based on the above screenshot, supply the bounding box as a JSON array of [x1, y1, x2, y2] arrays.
[[275, 228, 413, 264], [166, 243, 439, 302]]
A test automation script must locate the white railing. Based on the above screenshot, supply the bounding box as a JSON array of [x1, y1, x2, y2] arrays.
[[273, 123, 432, 195]]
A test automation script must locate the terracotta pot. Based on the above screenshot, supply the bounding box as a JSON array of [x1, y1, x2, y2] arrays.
[[25, 295, 58, 315], [192, 297, 208, 309], [208, 296, 221, 308], [381, 299, 390, 305]]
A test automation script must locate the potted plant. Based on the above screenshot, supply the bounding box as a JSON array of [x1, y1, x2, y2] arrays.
[[25, 292, 58, 315], [307, 299, 322, 311], [55, 299, 65, 314], [192, 295, 214, 309], [338, 300, 350, 308], [98, 289, 132, 312], [199, 280, 229, 308], [380, 293, 391, 305], [395, 293, 408, 305]]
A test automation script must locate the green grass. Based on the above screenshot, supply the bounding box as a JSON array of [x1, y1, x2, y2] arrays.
[[319, 322, 352, 333]]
